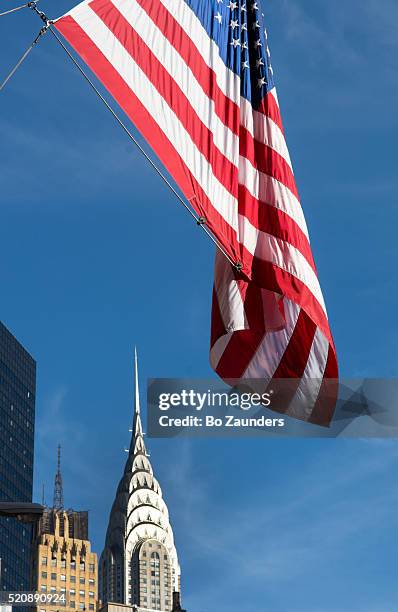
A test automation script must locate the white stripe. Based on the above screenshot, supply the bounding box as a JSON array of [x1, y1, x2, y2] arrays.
[[240, 95, 293, 171], [210, 334, 232, 370], [111, 0, 239, 167], [238, 156, 309, 239], [69, 4, 239, 233], [286, 327, 329, 420], [159, 0, 241, 105], [213, 251, 247, 332], [238, 214, 327, 315], [242, 298, 301, 378]]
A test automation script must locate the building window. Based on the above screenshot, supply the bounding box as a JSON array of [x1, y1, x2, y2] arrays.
[[51, 573, 57, 581], [89, 579, 94, 585], [41, 557, 47, 566], [88, 592, 94, 598], [61, 575, 66, 582], [40, 586, 47, 593], [79, 591, 85, 597], [80, 562, 85, 571], [41, 572, 47, 579], [70, 603, 75, 609], [51, 559, 57, 567], [80, 578, 85, 585], [79, 604, 84, 610], [71, 576, 76, 583], [89, 564, 95, 573], [70, 590, 76, 595], [89, 606, 94, 611]]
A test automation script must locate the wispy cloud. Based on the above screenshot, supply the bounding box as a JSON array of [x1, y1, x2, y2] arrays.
[[161, 440, 398, 611]]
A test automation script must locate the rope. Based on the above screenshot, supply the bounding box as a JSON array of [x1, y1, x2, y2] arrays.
[[0, 26, 48, 92], [0, 3, 31, 18], [27, 2, 239, 270]]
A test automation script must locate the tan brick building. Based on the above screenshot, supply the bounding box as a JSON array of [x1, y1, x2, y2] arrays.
[[31, 508, 98, 612]]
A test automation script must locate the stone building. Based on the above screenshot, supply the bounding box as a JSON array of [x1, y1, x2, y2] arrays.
[[31, 451, 98, 612], [99, 352, 185, 612]]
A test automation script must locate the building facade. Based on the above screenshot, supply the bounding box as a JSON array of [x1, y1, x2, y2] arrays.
[[31, 510, 98, 612], [31, 452, 98, 612], [99, 352, 185, 612], [0, 321, 36, 591]]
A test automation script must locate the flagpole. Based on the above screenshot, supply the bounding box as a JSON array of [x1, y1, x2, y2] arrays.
[[26, 1, 241, 272]]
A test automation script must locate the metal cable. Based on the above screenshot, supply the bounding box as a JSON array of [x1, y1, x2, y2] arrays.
[[0, 26, 47, 92], [0, 3, 31, 18], [24, 1, 238, 269], [45, 25, 237, 269]]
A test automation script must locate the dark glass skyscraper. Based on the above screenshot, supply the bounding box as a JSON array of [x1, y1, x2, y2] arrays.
[[0, 321, 36, 592]]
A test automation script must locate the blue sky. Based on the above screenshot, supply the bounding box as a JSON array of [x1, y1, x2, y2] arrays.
[[1, 0, 398, 610]]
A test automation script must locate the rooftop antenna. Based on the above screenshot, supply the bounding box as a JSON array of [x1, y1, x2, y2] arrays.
[[53, 444, 64, 511]]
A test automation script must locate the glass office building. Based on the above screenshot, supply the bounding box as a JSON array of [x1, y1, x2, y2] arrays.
[[0, 321, 36, 592]]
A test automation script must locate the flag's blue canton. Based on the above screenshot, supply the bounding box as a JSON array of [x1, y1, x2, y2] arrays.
[[184, 0, 275, 108]]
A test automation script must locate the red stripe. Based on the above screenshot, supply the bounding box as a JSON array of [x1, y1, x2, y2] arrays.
[[90, 0, 238, 198], [240, 126, 299, 200], [309, 346, 339, 426], [246, 253, 333, 347], [214, 328, 265, 379], [136, 0, 240, 137], [256, 90, 284, 134], [55, 16, 241, 264], [272, 310, 317, 378], [238, 184, 316, 272], [236, 278, 267, 333]]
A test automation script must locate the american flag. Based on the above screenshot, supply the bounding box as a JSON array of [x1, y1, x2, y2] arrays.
[[55, 0, 338, 424]]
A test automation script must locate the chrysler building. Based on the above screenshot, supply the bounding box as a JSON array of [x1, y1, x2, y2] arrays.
[[99, 351, 185, 612]]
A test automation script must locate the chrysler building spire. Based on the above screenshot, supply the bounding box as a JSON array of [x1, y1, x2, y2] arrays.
[[131, 347, 144, 442], [99, 350, 184, 612]]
